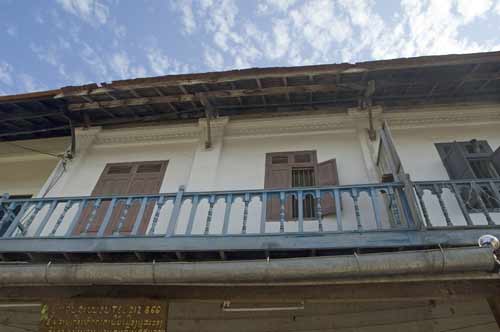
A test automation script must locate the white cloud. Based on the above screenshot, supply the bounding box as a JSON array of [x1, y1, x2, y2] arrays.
[[146, 48, 190, 75], [203, 47, 225, 70], [0, 61, 14, 86], [383, 0, 494, 58], [257, 0, 298, 14], [173, 0, 197, 34], [6, 25, 17, 37], [30, 43, 58, 66], [56, 0, 109, 25], [80, 43, 110, 80], [18, 73, 47, 92], [109, 52, 147, 79], [496, 0, 500, 14], [456, 0, 492, 22]]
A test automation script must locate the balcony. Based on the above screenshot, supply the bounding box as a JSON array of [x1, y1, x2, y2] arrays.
[[1, 178, 499, 263]]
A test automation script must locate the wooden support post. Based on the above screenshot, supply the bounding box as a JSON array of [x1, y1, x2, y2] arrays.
[[198, 93, 214, 149], [365, 80, 376, 141]]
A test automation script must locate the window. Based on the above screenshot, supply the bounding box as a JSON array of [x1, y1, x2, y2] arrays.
[[436, 140, 499, 180], [264, 151, 338, 221], [291, 167, 316, 219], [436, 140, 500, 212], [73, 161, 168, 236]]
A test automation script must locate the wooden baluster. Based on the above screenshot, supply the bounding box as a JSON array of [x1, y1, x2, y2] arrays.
[[0, 202, 16, 231], [259, 192, 267, 234], [279, 191, 285, 233], [315, 190, 322, 233], [451, 183, 473, 226], [83, 199, 101, 235], [472, 183, 494, 226], [131, 197, 148, 235], [22, 201, 44, 234], [387, 187, 401, 226], [369, 188, 382, 230], [166, 187, 185, 237], [222, 194, 233, 235], [97, 198, 117, 237], [334, 189, 342, 232], [489, 181, 500, 212], [49, 201, 73, 236], [65, 200, 87, 236], [204, 195, 216, 235], [414, 185, 432, 228], [241, 193, 250, 234], [3, 202, 31, 238], [149, 196, 165, 235], [185, 195, 199, 235], [34, 201, 57, 237], [351, 188, 362, 231], [297, 190, 304, 233], [433, 184, 452, 226], [115, 197, 133, 235]]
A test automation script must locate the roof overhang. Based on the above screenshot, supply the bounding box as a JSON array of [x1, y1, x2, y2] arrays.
[[1, 51, 500, 141]]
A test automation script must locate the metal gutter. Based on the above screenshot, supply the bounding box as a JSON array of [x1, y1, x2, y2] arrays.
[[0, 247, 496, 286]]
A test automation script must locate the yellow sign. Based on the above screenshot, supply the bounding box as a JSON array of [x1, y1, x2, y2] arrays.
[[39, 298, 167, 332]]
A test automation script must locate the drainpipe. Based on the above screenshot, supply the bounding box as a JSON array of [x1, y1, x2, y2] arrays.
[[0, 246, 496, 286]]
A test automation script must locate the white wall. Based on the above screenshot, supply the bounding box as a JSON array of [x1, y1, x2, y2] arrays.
[[48, 142, 197, 197], [0, 136, 69, 197], [392, 123, 500, 227], [392, 124, 500, 181], [216, 132, 369, 189], [6, 106, 500, 237], [0, 159, 60, 196]]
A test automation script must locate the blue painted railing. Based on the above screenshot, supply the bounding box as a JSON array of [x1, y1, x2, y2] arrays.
[[0, 180, 498, 243], [414, 179, 500, 228], [0, 182, 414, 239]]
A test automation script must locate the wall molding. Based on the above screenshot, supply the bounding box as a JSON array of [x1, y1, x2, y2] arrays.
[[59, 104, 500, 147], [385, 104, 500, 129]]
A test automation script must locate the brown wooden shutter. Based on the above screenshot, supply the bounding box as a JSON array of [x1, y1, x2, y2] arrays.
[[492, 146, 500, 175], [317, 159, 339, 215], [265, 153, 292, 221], [74, 161, 167, 236], [442, 142, 475, 179], [264, 151, 321, 221]]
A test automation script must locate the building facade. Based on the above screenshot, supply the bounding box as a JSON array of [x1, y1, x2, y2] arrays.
[[1, 52, 500, 331]]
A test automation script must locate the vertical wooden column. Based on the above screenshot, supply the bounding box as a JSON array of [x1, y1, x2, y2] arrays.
[[378, 121, 424, 229], [186, 117, 228, 191]]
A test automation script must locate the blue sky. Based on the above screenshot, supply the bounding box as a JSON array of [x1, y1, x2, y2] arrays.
[[1, 0, 500, 95]]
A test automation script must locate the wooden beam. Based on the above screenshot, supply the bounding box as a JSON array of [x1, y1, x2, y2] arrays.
[[0, 125, 70, 138], [230, 82, 243, 105], [53, 52, 500, 97], [0, 112, 63, 123], [154, 87, 177, 113], [67, 84, 345, 112], [451, 63, 482, 95], [199, 94, 214, 149]]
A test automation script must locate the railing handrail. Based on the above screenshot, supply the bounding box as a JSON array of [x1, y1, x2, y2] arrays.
[[415, 178, 500, 186], [1, 182, 406, 203]]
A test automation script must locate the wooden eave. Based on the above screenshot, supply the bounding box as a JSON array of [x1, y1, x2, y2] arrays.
[[1, 51, 500, 141]]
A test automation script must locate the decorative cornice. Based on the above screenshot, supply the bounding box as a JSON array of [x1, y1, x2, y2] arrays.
[[225, 112, 357, 138], [78, 104, 500, 147], [93, 123, 200, 147], [385, 104, 500, 129]]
